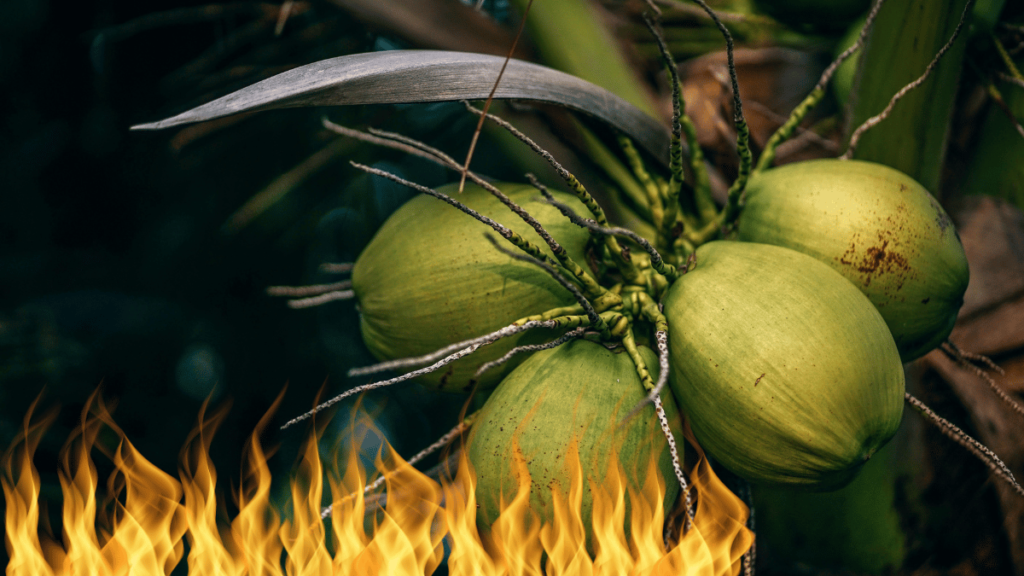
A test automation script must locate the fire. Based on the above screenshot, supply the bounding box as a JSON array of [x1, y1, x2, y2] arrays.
[[3, 395, 753, 575]]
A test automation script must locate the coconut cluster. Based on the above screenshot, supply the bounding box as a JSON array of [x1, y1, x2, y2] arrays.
[[277, 2, 969, 542], [344, 149, 968, 536]]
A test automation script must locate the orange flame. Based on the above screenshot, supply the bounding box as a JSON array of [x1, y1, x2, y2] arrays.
[[3, 396, 752, 575]]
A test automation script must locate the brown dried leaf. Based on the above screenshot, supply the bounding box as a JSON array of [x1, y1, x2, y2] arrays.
[[955, 196, 1024, 320], [679, 47, 825, 153]]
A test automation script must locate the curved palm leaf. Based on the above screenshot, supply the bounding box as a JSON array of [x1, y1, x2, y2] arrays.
[[132, 50, 670, 166]]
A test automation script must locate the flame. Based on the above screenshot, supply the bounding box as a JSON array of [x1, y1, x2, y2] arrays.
[[3, 396, 753, 575]]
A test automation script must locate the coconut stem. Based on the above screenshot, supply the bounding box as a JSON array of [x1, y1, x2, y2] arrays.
[[473, 327, 586, 378], [540, 193, 680, 282], [741, 482, 756, 576], [513, 304, 587, 324], [460, 102, 641, 283], [904, 392, 1024, 496], [940, 342, 1024, 418], [319, 262, 353, 273], [526, 174, 645, 284], [461, 101, 609, 225], [348, 320, 560, 378], [842, 0, 976, 160], [621, 328, 670, 427], [654, 394, 694, 528], [319, 414, 478, 519], [617, 135, 665, 231], [994, 33, 1024, 84], [686, 0, 752, 234], [282, 290, 355, 309], [266, 280, 352, 298], [755, 0, 888, 174], [333, 119, 611, 301], [622, 328, 657, 399], [942, 340, 1005, 375], [641, 13, 681, 232], [640, 11, 716, 231], [350, 162, 575, 288], [484, 233, 608, 331], [281, 342, 491, 430]]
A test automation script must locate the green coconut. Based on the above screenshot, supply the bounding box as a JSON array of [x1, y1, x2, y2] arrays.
[[663, 241, 904, 490], [466, 338, 682, 544], [737, 159, 969, 361], [352, 182, 593, 392]]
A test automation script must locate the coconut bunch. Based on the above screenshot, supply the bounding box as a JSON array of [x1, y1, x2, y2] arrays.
[[134, 0, 1023, 556], [270, 2, 969, 505]]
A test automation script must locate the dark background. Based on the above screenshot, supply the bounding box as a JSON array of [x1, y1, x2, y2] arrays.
[[0, 0, 514, 557], [4, 1, 1024, 575]]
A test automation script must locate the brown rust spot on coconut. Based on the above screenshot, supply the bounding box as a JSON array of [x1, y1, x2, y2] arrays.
[[838, 231, 911, 290]]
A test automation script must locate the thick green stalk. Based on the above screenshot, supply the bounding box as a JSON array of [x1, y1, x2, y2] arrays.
[[846, 0, 970, 193], [961, 51, 1024, 211], [622, 327, 655, 392], [508, 0, 659, 118]]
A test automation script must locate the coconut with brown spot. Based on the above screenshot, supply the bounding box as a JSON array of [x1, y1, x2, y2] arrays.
[[737, 159, 969, 361]]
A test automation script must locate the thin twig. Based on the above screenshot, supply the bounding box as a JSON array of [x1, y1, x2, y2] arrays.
[[267, 280, 352, 298], [348, 320, 558, 378], [622, 331, 671, 425], [941, 342, 1024, 418], [687, 0, 751, 227], [654, 0, 768, 24], [473, 327, 586, 377], [484, 234, 603, 329], [459, 0, 534, 193], [993, 33, 1024, 83], [741, 481, 756, 576], [640, 12, 685, 237], [536, 187, 679, 280], [350, 162, 512, 238], [654, 395, 693, 527], [756, 0, 885, 172], [321, 422, 472, 519], [983, 81, 1024, 141], [364, 126, 599, 291], [459, 103, 638, 287], [461, 101, 611, 226], [319, 262, 353, 274], [325, 119, 451, 167], [817, 0, 887, 94], [286, 290, 355, 309], [997, 71, 1024, 90], [332, 121, 602, 292], [944, 340, 1005, 375], [274, 0, 295, 36], [367, 127, 462, 167], [843, 0, 976, 159], [282, 345, 490, 429], [905, 393, 1023, 496]]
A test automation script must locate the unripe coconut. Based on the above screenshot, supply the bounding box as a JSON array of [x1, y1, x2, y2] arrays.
[[737, 159, 969, 361], [352, 182, 593, 391], [467, 338, 682, 544], [664, 241, 904, 490]]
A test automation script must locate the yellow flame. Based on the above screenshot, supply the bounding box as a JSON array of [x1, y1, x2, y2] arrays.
[[3, 396, 752, 575]]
